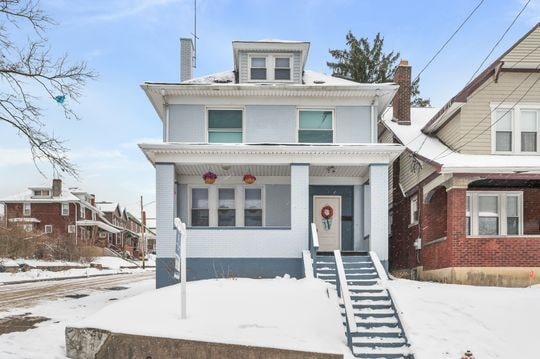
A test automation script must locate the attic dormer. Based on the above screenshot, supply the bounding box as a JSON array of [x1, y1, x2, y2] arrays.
[[232, 40, 310, 84]]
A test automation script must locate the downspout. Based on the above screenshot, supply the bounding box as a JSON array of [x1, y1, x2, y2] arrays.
[[370, 95, 378, 143], [162, 89, 170, 142]]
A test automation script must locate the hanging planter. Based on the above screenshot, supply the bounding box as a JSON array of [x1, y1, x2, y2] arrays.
[[202, 171, 217, 184], [243, 172, 256, 185]]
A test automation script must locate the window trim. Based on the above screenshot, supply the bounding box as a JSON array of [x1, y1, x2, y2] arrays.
[[296, 108, 336, 143], [23, 224, 32, 232], [44, 224, 53, 234], [247, 53, 294, 82], [188, 185, 265, 228], [205, 106, 245, 144], [466, 191, 523, 237], [490, 103, 540, 155], [68, 224, 76, 234]]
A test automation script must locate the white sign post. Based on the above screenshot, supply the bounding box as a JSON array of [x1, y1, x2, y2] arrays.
[[174, 218, 187, 320]]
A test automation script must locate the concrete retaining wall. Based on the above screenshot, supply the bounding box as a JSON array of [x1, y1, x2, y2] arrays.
[[413, 266, 540, 287], [66, 327, 343, 359]]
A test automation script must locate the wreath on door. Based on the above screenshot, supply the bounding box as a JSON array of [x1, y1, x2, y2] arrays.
[[321, 205, 334, 231]]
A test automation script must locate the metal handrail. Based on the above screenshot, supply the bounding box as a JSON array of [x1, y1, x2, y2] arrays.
[[310, 223, 319, 277], [334, 250, 358, 349]]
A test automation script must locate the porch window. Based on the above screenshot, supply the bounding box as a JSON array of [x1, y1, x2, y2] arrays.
[[218, 188, 236, 226], [44, 225, 53, 234], [478, 195, 498, 235], [191, 188, 209, 227], [208, 109, 243, 143], [410, 194, 419, 225], [274, 57, 291, 80], [23, 203, 31, 216], [61, 203, 69, 216], [298, 110, 333, 143], [68, 225, 76, 234], [244, 188, 262, 226], [466, 191, 522, 236], [250, 57, 267, 80]]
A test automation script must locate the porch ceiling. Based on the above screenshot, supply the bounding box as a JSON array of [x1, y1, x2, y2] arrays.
[[175, 164, 369, 177]]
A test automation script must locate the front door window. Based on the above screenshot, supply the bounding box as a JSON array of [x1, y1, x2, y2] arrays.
[[313, 195, 341, 251]]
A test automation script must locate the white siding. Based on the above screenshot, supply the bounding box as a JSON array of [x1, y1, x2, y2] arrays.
[[399, 153, 435, 194], [156, 164, 176, 258], [369, 164, 389, 262]]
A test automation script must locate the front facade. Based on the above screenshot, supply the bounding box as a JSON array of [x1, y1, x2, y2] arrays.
[[141, 39, 404, 288], [381, 24, 540, 287]]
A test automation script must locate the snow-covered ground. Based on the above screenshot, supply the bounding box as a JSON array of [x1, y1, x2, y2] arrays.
[[0, 274, 154, 359], [388, 279, 540, 359], [90, 256, 138, 269], [0, 258, 88, 268], [74, 276, 353, 357]]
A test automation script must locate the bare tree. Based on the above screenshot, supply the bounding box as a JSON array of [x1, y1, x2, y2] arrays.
[[0, 0, 96, 177]]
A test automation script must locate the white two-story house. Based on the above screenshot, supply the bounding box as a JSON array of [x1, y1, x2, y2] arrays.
[[140, 38, 404, 288]]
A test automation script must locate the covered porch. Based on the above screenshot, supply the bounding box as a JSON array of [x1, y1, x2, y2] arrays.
[[140, 143, 403, 287]]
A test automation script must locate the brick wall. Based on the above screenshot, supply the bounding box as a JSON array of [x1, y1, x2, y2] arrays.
[[391, 185, 540, 272], [6, 202, 77, 237]]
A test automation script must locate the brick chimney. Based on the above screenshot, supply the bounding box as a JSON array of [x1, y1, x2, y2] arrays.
[[180, 38, 194, 82], [52, 178, 62, 197], [393, 60, 411, 125]]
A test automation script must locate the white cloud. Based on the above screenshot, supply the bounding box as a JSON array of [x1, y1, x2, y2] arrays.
[[0, 148, 34, 167]]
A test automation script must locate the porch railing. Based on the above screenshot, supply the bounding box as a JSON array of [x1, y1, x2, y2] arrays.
[[334, 250, 358, 350], [310, 223, 319, 277]]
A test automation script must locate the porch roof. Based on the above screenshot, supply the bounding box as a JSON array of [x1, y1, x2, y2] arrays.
[[138, 143, 404, 167], [77, 220, 122, 234]]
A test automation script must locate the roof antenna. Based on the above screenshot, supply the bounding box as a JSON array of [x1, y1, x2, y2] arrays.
[[191, 0, 198, 69]]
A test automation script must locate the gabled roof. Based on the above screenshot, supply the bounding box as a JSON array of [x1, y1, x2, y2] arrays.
[[0, 189, 80, 203], [422, 22, 540, 134], [382, 107, 540, 173], [232, 40, 310, 70]]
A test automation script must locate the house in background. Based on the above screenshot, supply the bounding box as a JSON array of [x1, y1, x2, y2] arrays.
[[140, 38, 404, 288], [1, 179, 146, 258], [380, 24, 540, 287]]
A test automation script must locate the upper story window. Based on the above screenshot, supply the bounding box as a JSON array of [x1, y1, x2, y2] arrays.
[[33, 190, 50, 197], [250, 57, 267, 80], [298, 110, 334, 143], [248, 54, 293, 82], [61, 203, 69, 216], [23, 203, 31, 216], [207, 109, 243, 143], [410, 194, 419, 225], [492, 105, 540, 154], [466, 191, 522, 236]]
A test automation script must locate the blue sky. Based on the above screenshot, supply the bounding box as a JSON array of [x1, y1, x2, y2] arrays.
[[0, 0, 538, 218]]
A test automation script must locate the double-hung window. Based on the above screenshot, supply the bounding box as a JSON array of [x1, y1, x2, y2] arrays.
[[23, 203, 31, 216], [410, 194, 419, 225], [61, 203, 69, 216], [274, 57, 291, 80], [244, 188, 263, 227], [250, 57, 267, 80], [298, 110, 334, 143], [466, 191, 522, 236], [207, 109, 243, 143], [492, 105, 540, 154], [191, 188, 209, 227], [44, 225, 53, 234], [218, 188, 236, 227]]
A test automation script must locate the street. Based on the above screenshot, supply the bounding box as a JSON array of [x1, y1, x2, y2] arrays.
[[0, 271, 155, 359]]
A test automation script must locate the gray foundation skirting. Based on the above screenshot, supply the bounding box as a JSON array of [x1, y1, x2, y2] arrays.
[[156, 257, 303, 288]]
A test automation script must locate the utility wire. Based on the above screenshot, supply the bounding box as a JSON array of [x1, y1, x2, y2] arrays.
[[414, 0, 485, 83], [466, 0, 531, 84]]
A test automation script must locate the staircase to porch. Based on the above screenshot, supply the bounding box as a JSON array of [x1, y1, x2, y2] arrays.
[[315, 252, 414, 359]]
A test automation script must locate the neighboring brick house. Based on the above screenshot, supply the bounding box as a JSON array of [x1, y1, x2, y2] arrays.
[[1, 179, 144, 257], [380, 24, 540, 287]]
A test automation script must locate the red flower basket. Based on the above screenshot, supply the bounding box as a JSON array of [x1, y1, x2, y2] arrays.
[[243, 173, 256, 185], [202, 171, 217, 184]]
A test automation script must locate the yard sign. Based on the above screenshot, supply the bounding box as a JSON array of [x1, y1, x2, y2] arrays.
[[174, 218, 187, 319]]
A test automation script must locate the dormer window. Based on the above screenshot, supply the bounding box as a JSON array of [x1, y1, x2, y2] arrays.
[[248, 54, 293, 82], [250, 57, 267, 80], [274, 57, 291, 80], [33, 189, 50, 197]]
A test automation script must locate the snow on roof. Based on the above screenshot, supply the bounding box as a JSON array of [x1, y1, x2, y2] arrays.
[[180, 69, 364, 86], [97, 202, 119, 213], [0, 189, 80, 202], [383, 107, 540, 173]]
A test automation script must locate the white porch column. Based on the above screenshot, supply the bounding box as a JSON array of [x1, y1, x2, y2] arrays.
[[156, 163, 176, 259], [369, 164, 389, 266], [290, 163, 310, 251]]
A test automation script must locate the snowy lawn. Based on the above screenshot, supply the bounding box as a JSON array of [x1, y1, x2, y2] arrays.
[[74, 277, 352, 357], [0, 267, 141, 284], [90, 256, 139, 269], [0, 258, 88, 268], [388, 279, 540, 359]]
